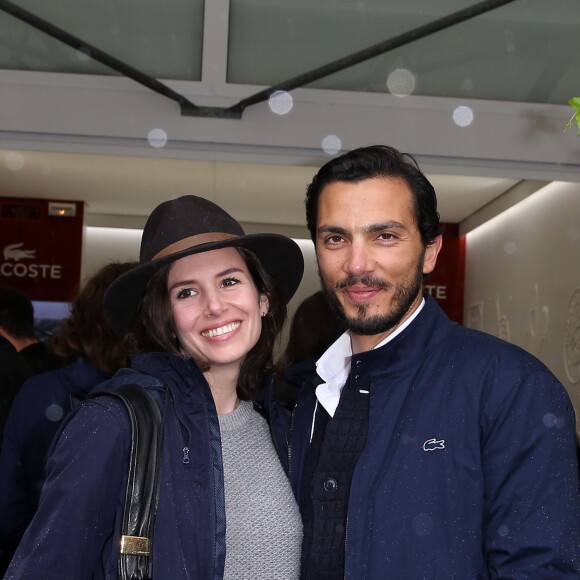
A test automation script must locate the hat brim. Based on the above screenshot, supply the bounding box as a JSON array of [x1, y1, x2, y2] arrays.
[[104, 233, 304, 335]]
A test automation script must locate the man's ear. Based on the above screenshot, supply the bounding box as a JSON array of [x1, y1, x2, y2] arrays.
[[423, 235, 443, 275]]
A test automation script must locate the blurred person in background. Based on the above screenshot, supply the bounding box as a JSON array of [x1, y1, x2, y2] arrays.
[[276, 290, 346, 404], [0, 286, 62, 375], [0, 262, 136, 575]]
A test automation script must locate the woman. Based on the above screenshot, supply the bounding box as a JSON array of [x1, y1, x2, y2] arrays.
[[6, 195, 305, 579]]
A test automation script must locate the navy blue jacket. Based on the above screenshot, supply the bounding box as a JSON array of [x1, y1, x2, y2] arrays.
[[0, 358, 109, 549], [5, 353, 235, 579], [288, 297, 580, 579]]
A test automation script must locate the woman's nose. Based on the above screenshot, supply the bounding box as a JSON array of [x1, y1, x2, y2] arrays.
[[204, 293, 226, 316]]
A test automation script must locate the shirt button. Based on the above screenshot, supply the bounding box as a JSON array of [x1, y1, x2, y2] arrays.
[[355, 360, 362, 366], [323, 478, 338, 492]]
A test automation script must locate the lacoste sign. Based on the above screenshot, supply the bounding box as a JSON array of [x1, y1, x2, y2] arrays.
[[0, 198, 83, 301]]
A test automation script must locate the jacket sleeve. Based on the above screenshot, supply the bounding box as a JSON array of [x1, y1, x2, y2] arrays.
[[5, 398, 130, 579], [0, 397, 34, 549], [481, 368, 580, 577], [0, 376, 65, 548]]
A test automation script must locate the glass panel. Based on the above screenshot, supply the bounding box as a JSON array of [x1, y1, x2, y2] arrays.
[[0, 0, 204, 80], [228, 0, 580, 105]]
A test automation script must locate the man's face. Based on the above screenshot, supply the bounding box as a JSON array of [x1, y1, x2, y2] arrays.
[[315, 176, 441, 353]]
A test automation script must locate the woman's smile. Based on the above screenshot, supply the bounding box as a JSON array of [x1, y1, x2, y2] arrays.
[[201, 321, 241, 339]]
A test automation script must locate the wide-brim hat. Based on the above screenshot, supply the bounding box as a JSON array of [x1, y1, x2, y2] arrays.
[[104, 195, 304, 335]]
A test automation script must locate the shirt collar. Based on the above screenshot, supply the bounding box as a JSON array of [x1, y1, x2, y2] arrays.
[[315, 298, 425, 417]]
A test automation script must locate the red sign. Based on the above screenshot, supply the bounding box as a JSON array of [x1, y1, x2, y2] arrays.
[[0, 197, 84, 302], [425, 223, 466, 325]]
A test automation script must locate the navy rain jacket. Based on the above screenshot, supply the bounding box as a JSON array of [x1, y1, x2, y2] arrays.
[[5, 353, 236, 579]]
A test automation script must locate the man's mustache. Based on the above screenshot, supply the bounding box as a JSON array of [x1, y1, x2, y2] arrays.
[[335, 275, 392, 291]]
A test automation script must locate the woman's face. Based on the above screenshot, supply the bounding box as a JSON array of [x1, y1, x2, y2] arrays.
[[167, 247, 268, 372]]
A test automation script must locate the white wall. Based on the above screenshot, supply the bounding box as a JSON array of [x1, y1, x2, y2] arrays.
[[464, 182, 580, 434]]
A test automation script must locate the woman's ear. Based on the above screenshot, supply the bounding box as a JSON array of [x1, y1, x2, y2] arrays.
[[259, 294, 270, 318]]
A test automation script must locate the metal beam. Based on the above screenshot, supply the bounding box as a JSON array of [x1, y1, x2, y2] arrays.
[[0, 0, 230, 118], [0, 0, 519, 119], [226, 0, 520, 116]]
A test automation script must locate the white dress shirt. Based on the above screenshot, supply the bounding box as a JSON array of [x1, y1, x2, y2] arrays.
[[315, 299, 426, 419]]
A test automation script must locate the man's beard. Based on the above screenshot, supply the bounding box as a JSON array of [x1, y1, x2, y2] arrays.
[[321, 260, 424, 336]]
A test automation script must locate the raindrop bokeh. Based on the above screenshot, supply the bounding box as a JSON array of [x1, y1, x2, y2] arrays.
[[453, 105, 474, 127], [386, 68, 416, 97], [322, 135, 341, 156], [543, 413, 565, 428], [268, 91, 293, 115], [76, 46, 92, 62], [45, 404, 64, 422], [504, 241, 517, 255], [148, 128, 168, 149], [5, 152, 25, 171]]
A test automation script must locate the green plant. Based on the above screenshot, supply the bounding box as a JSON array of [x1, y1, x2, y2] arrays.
[[564, 97, 580, 135]]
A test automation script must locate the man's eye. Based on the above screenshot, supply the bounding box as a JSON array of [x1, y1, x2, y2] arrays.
[[378, 232, 396, 241], [176, 288, 196, 299], [326, 235, 344, 245]]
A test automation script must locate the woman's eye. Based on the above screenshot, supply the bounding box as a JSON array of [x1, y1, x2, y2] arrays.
[[222, 277, 241, 288], [176, 288, 196, 300]]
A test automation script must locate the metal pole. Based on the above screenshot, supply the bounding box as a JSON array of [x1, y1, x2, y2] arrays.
[[227, 0, 520, 116], [0, 0, 202, 116]]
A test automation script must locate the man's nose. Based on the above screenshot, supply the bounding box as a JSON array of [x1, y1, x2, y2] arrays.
[[343, 240, 373, 277]]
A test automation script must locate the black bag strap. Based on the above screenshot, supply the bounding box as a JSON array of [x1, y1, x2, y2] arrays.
[[94, 384, 167, 580]]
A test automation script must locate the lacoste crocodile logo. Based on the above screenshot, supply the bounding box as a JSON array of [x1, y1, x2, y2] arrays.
[[423, 438, 445, 451], [3, 243, 36, 261]]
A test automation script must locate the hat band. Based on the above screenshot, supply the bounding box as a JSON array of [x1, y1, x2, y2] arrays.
[[152, 232, 240, 260]]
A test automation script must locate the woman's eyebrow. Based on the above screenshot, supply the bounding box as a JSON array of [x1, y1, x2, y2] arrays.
[[168, 267, 245, 291]]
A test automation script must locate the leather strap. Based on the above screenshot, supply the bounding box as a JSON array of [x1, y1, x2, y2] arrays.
[[96, 384, 167, 580]]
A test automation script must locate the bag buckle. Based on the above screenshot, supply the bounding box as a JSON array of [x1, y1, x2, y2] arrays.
[[119, 535, 151, 556]]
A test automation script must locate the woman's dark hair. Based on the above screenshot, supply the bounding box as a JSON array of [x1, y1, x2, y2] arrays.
[[305, 145, 442, 246], [128, 247, 286, 400], [51, 262, 137, 375], [278, 290, 345, 368]]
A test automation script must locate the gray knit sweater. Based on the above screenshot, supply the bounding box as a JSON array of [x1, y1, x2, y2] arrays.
[[218, 400, 302, 580]]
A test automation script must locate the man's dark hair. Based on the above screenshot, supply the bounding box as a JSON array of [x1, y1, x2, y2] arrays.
[[128, 247, 286, 400], [0, 286, 35, 340], [305, 145, 442, 246]]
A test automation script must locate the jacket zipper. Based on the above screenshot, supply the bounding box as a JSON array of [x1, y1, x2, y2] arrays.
[[344, 516, 348, 580], [287, 401, 296, 482]]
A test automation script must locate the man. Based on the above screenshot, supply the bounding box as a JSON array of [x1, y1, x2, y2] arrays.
[[0, 286, 62, 375], [289, 145, 580, 578], [0, 336, 32, 444]]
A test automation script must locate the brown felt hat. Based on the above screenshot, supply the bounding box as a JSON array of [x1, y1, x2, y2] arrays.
[[104, 195, 304, 334]]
